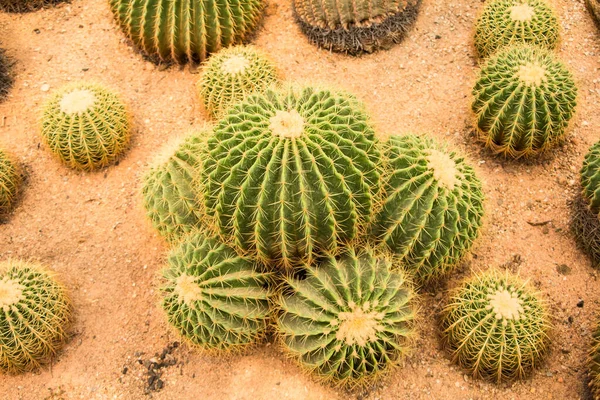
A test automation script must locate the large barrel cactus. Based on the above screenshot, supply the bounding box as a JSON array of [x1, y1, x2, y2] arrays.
[[161, 232, 271, 351], [472, 45, 577, 158], [201, 86, 380, 270], [474, 0, 560, 59], [0, 259, 71, 373], [441, 269, 551, 383], [0, 148, 20, 219], [109, 0, 264, 64], [293, 0, 420, 54], [370, 135, 484, 284], [198, 46, 279, 119], [276, 247, 416, 386], [40, 82, 132, 170]]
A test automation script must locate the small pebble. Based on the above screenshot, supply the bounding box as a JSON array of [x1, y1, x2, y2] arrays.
[[40, 84, 50, 92]]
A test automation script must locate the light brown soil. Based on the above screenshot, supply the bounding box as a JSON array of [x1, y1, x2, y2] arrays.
[[0, 0, 598, 398]]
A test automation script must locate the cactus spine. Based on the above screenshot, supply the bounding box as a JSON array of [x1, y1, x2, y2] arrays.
[[276, 247, 416, 386], [472, 45, 577, 158], [370, 135, 484, 284], [201, 86, 380, 269], [0, 149, 20, 218]]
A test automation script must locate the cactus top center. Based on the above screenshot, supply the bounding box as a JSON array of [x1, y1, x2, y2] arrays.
[[426, 149, 461, 191], [331, 301, 384, 347], [174, 273, 202, 306], [486, 287, 525, 324], [0, 276, 25, 312], [509, 3, 535, 22], [518, 62, 547, 87], [269, 110, 305, 139], [60, 89, 97, 115], [221, 55, 251, 75]]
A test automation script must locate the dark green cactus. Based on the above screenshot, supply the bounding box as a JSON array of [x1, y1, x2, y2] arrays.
[[276, 247, 416, 386], [0, 259, 71, 373], [198, 46, 279, 119], [293, 0, 420, 54], [161, 232, 271, 351], [588, 321, 600, 399], [141, 132, 209, 243], [472, 45, 577, 158], [441, 269, 551, 383], [370, 135, 484, 284], [474, 0, 560, 58], [0, 0, 67, 12], [201, 86, 380, 270], [109, 0, 265, 64], [40, 82, 132, 170], [581, 141, 600, 210], [0, 148, 20, 219]]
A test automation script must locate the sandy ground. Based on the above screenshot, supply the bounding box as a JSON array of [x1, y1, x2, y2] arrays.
[[0, 0, 599, 398]]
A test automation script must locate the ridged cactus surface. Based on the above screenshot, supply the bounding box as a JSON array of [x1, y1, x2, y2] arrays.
[[472, 45, 577, 158], [201, 86, 380, 269], [370, 135, 484, 283], [474, 0, 559, 58], [198, 46, 279, 119], [109, 0, 264, 64], [40, 82, 131, 170], [161, 233, 271, 351], [293, 0, 421, 54], [581, 141, 600, 210], [0, 149, 20, 218], [588, 322, 600, 399], [441, 269, 551, 383], [276, 247, 416, 386], [142, 133, 208, 243], [0, 260, 71, 373]]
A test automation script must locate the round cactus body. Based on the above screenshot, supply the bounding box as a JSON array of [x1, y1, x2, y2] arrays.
[[40, 83, 131, 170], [201, 86, 380, 269], [472, 45, 577, 158], [474, 0, 560, 59], [370, 135, 484, 284], [441, 269, 551, 383], [109, 0, 264, 64], [293, 0, 420, 54], [198, 46, 279, 119], [161, 232, 271, 351], [0, 149, 20, 218], [0, 259, 71, 373], [0, 0, 67, 12], [276, 247, 416, 386], [142, 133, 208, 243]]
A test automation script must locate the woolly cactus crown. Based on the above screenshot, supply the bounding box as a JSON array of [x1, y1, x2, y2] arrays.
[[0, 148, 20, 218]]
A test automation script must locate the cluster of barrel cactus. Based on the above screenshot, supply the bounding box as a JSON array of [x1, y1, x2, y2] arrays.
[[40, 82, 132, 170], [0, 148, 20, 219]]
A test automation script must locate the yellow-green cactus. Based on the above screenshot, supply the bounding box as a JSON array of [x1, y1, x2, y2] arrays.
[[0, 148, 20, 218]]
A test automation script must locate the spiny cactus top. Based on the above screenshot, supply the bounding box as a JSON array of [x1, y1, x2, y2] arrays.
[[276, 247, 416, 386], [109, 0, 264, 64], [293, 0, 420, 54], [40, 82, 131, 170], [201, 86, 381, 270], [441, 269, 551, 383], [474, 0, 560, 58], [0, 0, 67, 12], [0, 259, 71, 373], [581, 141, 600, 211], [370, 135, 484, 284], [472, 45, 577, 158], [198, 46, 279, 119], [0, 149, 20, 218], [142, 132, 208, 243], [161, 232, 271, 351]]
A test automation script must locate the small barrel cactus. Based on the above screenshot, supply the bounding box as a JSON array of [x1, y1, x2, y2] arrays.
[[161, 232, 271, 351], [472, 45, 577, 158], [370, 135, 484, 284], [276, 247, 416, 386], [141, 132, 208, 243], [197, 46, 279, 119], [0, 259, 71, 373], [0, 149, 20, 218], [0, 0, 67, 12], [201, 85, 380, 270], [40, 82, 131, 170], [588, 322, 600, 399], [441, 269, 551, 382], [293, 0, 420, 54], [589, 0, 600, 26], [474, 0, 560, 59], [581, 141, 600, 210], [109, 0, 264, 64]]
